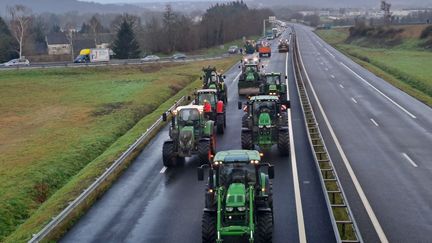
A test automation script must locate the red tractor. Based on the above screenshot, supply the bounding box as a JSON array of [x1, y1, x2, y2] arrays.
[[195, 89, 226, 134]]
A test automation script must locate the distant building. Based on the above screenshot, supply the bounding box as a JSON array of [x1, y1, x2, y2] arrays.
[[45, 33, 71, 55]]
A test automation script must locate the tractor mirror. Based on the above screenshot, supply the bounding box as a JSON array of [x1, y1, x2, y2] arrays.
[[200, 76, 202, 80], [262, 65, 264, 69], [238, 101, 242, 110], [285, 100, 291, 109], [223, 75, 226, 79], [238, 65, 241, 69], [197, 167, 204, 181], [187, 96, 191, 101], [268, 165, 275, 179], [162, 112, 167, 122], [285, 75, 288, 79]]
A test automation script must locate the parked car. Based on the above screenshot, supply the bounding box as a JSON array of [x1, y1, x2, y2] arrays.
[[141, 55, 160, 62], [228, 45, 239, 54], [3, 58, 30, 67], [171, 53, 187, 60]]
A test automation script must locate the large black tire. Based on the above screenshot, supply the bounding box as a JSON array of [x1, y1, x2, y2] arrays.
[[255, 212, 273, 243], [241, 130, 253, 150], [277, 130, 290, 156], [198, 139, 211, 165], [202, 212, 217, 243], [242, 114, 249, 128], [216, 114, 225, 134], [205, 191, 216, 209], [162, 141, 177, 167], [279, 112, 288, 127]]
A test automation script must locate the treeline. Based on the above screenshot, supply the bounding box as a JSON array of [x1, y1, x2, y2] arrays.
[[0, 1, 273, 62]]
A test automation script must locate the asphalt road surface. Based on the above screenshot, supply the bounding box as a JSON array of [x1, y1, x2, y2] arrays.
[[61, 29, 336, 243], [294, 24, 432, 242]]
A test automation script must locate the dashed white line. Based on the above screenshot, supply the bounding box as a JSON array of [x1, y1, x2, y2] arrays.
[[339, 84, 344, 89], [159, 166, 167, 173], [330, 75, 335, 79], [402, 153, 418, 167], [324, 67, 329, 71], [320, 62, 324, 66], [351, 97, 358, 104], [324, 48, 336, 58], [370, 118, 379, 127], [316, 41, 323, 47], [297, 41, 389, 243], [340, 62, 416, 119]]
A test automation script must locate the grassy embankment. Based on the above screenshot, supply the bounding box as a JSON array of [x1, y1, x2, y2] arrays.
[[316, 25, 432, 106], [0, 57, 237, 242]]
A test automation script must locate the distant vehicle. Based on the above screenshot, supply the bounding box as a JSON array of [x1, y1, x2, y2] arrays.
[[266, 34, 274, 40], [278, 39, 289, 52], [228, 45, 239, 54], [272, 27, 279, 38], [3, 58, 30, 67], [258, 42, 271, 57], [171, 53, 187, 60], [74, 48, 110, 63], [141, 55, 160, 62]]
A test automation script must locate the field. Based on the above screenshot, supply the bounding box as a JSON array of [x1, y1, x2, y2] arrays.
[[316, 26, 432, 106], [0, 57, 237, 241]]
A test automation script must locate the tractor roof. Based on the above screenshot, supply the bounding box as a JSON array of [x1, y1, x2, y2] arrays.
[[175, 105, 203, 113], [214, 150, 261, 163], [249, 95, 279, 101], [197, 89, 217, 93], [264, 72, 281, 76]]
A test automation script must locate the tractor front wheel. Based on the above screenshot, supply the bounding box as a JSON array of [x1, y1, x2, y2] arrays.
[[241, 130, 253, 150], [255, 212, 273, 243], [277, 130, 290, 156], [202, 212, 217, 243], [198, 139, 211, 165], [216, 114, 225, 134], [162, 141, 177, 167]]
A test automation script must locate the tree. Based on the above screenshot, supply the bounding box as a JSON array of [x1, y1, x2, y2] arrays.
[[8, 5, 32, 59], [89, 15, 103, 46], [163, 4, 178, 53], [112, 19, 140, 59], [0, 16, 18, 62]]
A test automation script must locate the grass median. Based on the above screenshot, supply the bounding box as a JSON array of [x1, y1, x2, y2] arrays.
[[316, 28, 432, 106], [0, 57, 237, 242]]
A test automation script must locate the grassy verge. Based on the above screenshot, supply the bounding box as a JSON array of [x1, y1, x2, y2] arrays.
[[316, 29, 432, 106], [0, 57, 237, 242]]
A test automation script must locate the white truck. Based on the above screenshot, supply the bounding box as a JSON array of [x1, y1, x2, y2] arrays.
[[74, 48, 110, 63]]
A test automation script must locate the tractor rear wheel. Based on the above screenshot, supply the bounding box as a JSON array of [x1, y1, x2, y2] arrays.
[[202, 212, 217, 243], [241, 130, 253, 150], [277, 130, 290, 156], [216, 114, 225, 134], [242, 114, 249, 128], [255, 212, 273, 243], [198, 139, 211, 164], [162, 141, 177, 167]]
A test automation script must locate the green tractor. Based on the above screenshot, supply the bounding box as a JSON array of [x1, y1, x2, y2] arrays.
[[238, 63, 262, 96], [201, 66, 228, 104], [259, 73, 288, 102], [238, 96, 290, 156], [162, 105, 216, 167], [195, 89, 226, 134], [197, 150, 275, 243]]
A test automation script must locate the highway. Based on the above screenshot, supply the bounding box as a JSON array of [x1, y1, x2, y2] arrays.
[[294, 24, 432, 242], [60, 29, 336, 242]]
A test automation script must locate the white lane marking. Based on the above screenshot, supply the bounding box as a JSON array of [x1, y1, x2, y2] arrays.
[[320, 62, 324, 66], [285, 53, 290, 102], [324, 67, 329, 71], [330, 75, 335, 79], [316, 41, 323, 47], [159, 166, 167, 173], [287, 51, 307, 243], [370, 118, 379, 127], [339, 84, 344, 89], [402, 153, 418, 168], [340, 62, 416, 119], [324, 48, 336, 58], [297, 41, 389, 243], [351, 97, 358, 104]]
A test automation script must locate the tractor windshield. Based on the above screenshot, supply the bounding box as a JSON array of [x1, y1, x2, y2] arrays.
[[253, 101, 276, 115], [246, 66, 257, 72], [219, 163, 256, 186], [198, 93, 216, 105], [178, 108, 200, 124], [265, 75, 281, 85]]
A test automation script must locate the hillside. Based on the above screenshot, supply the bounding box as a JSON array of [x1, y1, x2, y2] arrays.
[[0, 0, 150, 15]]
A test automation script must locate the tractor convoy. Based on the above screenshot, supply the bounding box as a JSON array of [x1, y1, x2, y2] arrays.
[[161, 29, 289, 242]]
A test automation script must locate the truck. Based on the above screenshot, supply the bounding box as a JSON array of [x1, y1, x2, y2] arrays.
[[258, 42, 271, 58], [198, 149, 275, 243], [74, 48, 110, 63], [272, 28, 279, 38]]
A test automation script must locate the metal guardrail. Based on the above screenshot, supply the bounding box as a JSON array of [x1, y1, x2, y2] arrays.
[[291, 30, 363, 243], [0, 54, 230, 71], [28, 96, 187, 243]]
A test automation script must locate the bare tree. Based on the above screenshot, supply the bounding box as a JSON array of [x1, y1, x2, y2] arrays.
[[8, 5, 32, 59], [89, 15, 102, 47], [64, 23, 76, 61]]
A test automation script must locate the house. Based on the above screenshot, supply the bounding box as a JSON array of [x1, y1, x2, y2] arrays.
[[45, 33, 71, 55]]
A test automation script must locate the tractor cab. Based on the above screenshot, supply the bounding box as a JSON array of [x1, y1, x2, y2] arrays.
[[247, 96, 284, 126], [197, 150, 275, 243], [201, 66, 227, 103], [195, 89, 226, 134], [260, 73, 288, 101]]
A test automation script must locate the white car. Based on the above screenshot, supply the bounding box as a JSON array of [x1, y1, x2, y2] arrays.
[[3, 58, 30, 67], [141, 55, 160, 62]]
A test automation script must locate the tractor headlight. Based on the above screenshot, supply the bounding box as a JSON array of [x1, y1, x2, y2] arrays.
[[237, 207, 246, 212], [259, 125, 263, 128], [226, 207, 234, 212]]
